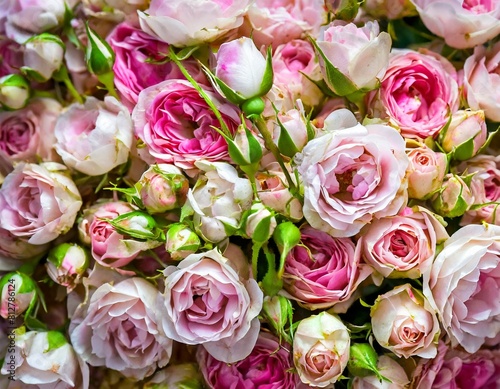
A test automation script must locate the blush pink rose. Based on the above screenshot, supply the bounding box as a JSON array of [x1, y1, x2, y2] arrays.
[[295, 109, 409, 237], [0, 226, 49, 271], [156, 248, 263, 363], [282, 225, 372, 311], [352, 355, 409, 389], [132, 79, 240, 171], [0, 38, 23, 77], [423, 223, 500, 353], [371, 49, 459, 139], [411, 0, 500, 49], [0, 162, 82, 245]]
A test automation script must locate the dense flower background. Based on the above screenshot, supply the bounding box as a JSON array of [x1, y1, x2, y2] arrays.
[[1, 0, 500, 388]]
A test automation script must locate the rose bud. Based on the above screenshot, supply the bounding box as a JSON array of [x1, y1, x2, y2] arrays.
[[273, 102, 312, 158], [46, 243, 90, 292], [325, 0, 360, 21], [137, 164, 189, 214], [352, 355, 409, 389], [293, 311, 350, 387], [225, 122, 263, 171], [165, 223, 201, 261], [0, 74, 31, 110], [439, 110, 488, 161], [21, 33, 65, 82], [106, 210, 162, 241], [432, 173, 474, 218], [363, 0, 417, 20], [371, 284, 440, 359], [244, 202, 277, 244], [85, 24, 115, 76], [261, 295, 294, 344], [0, 272, 37, 319], [144, 363, 203, 389], [348, 343, 386, 380]]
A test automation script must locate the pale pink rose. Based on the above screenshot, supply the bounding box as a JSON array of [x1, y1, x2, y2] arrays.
[[463, 42, 500, 122], [54, 96, 133, 176], [423, 223, 500, 353], [23, 34, 64, 81], [70, 277, 172, 381], [317, 21, 391, 92], [157, 248, 263, 363], [138, 0, 251, 47], [364, 0, 417, 19], [82, 0, 148, 22], [358, 206, 449, 279], [272, 39, 323, 108], [0, 0, 19, 34], [0, 226, 49, 271], [293, 311, 350, 387], [371, 49, 459, 139], [0, 38, 23, 77], [197, 332, 299, 389], [242, 0, 326, 49], [0, 330, 89, 389], [282, 225, 372, 310], [0, 98, 62, 168], [411, 0, 500, 49], [295, 109, 408, 237], [0, 162, 82, 245], [311, 98, 348, 129], [412, 341, 500, 389], [132, 79, 240, 171], [371, 284, 440, 359], [406, 144, 448, 200], [352, 355, 409, 389], [273, 102, 310, 154]]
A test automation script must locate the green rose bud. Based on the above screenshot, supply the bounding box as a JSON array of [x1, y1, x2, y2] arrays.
[[165, 223, 201, 261], [0, 272, 37, 319], [432, 173, 474, 218], [46, 243, 90, 291], [0, 74, 31, 110], [85, 23, 115, 76], [261, 295, 294, 344], [21, 33, 65, 82], [106, 210, 161, 241], [244, 202, 277, 244]]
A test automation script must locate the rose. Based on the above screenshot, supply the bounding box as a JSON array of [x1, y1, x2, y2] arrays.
[[70, 277, 172, 381], [282, 225, 372, 310], [0, 330, 89, 389], [54, 96, 133, 176], [138, 0, 251, 47], [156, 247, 263, 363], [411, 0, 500, 49], [357, 206, 449, 279], [273, 103, 310, 156], [423, 223, 500, 353], [0, 226, 49, 271], [295, 109, 408, 237], [293, 311, 350, 387], [370, 49, 459, 139], [46, 243, 89, 292], [132, 79, 241, 172], [431, 173, 475, 219], [0, 162, 82, 245], [352, 355, 409, 389], [197, 332, 299, 389], [22, 33, 64, 81], [0, 38, 23, 77], [82, 0, 148, 21], [463, 42, 500, 122], [371, 284, 440, 358]]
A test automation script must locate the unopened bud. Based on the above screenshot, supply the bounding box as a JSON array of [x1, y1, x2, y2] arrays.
[[244, 202, 277, 243], [46, 243, 90, 291], [0, 74, 30, 110], [165, 223, 201, 260], [0, 272, 37, 319], [432, 174, 474, 218], [22, 33, 65, 82]]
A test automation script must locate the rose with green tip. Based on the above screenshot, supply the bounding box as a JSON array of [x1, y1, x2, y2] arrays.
[[432, 173, 474, 218], [165, 223, 201, 261], [46, 243, 90, 292], [0, 272, 36, 319], [0, 74, 30, 110], [22, 33, 65, 82]]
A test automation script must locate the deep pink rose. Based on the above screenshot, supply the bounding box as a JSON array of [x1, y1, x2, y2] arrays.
[[132, 79, 240, 171], [371, 49, 459, 139], [282, 225, 372, 311], [156, 248, 263, 363], [197, 332, 299, 389]]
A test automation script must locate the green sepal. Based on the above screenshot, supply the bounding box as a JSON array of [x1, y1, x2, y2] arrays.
[[273, 222, 301, 279], [104, 211, 162, 240], [201, 62, 246, 105], [46, 331, 68, 352], [20, 67, 48, 83], [276, 114, 300, 158], [260, 244, 284, 296], [85, 23, 115, 75], [347, 343, 390, 382], [258, 46, 274, 97]]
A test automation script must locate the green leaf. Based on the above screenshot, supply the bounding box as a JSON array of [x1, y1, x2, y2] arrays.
[[46, 331, 67, 352], [259, 46, 274, 96]]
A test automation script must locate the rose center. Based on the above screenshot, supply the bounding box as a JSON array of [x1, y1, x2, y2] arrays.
[[462, 0, 493, 13], [336, 169, 356, 193]]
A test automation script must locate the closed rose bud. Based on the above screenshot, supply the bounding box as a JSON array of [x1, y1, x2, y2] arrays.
[[244, 202, 277, 243], [107, 210, 161, 241], [226, 123, 263, 168], [137, 164, 189, 214], [46, 243, 90, 291], [261, 295, 294, 344], [0, 272, 37, 319], [22, 33, 65, 82], [85, 24, 115, 76], [165, 223, 201, 261], [407, 144, 448, 200], [432, 174, 474, 218], [273, 103, 311, 158], [440, 110, 488, 161], [0, 74, 30, 110], [325, 0, 360, 21]]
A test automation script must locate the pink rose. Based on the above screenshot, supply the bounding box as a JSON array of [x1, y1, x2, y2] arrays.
[[295, 109, 409, 237], [411, 0, 500, 49], [423, 223, 500, 353], [358, 206, 449, 279], [0, 38, 23, 77], [282, 225, 372, 311], [352, 355, 409, 389], [54, 96, 133, 176], [70, 277, 172, 380], [463, 42, 500, 122], [156, 248, 263, 363], [132, 79, 240, 171], [0, 162, 82, 245], [371, 49, 459, 139], [138, 0, 251, 47], [197, 332, 299, 389], [0, 226, 49, 271]]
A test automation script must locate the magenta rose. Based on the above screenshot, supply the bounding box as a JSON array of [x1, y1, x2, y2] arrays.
[[133, 79, 240, 171], [156, 248, 263, 363], [371, 49, 459, 139], [197, 332, 299, 389], [282, 225, 372, 311]]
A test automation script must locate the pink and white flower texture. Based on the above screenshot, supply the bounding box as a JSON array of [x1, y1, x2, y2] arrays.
[[282, 225, 372, 310], [138, 0, 251, 47], [423, 223, 500, 353], [70, 277, 172, 381], [197, 332, 299, 389], [293, 311, 350, 387], [156, 248, 263, 363], [295, 109, 409, 237], [0, 226, 50, 271], [132, 79, 240, 171], [351, 355, 409, 389], [411, 0, 500, 49], [0, 162, 82, 245]]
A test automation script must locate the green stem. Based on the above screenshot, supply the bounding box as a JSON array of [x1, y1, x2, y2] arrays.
[[98, 72, 119, 100], [241, 163, 260, 199], [54, 66, 84, 104], [251, 242, 263, 280]]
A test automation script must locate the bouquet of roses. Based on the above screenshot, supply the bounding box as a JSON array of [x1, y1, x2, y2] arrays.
[[1, 0, 500, 387]]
